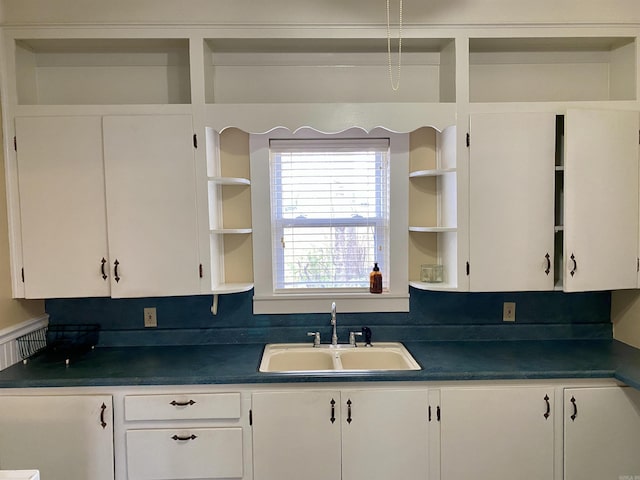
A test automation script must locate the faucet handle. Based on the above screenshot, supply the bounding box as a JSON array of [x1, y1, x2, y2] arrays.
[[361, 326, 372, 347], [307, 331, 321, 347], [349, 331, 363, 346]]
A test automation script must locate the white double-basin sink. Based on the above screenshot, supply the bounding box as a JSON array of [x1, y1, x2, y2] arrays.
[[259, 342, 421, 373]]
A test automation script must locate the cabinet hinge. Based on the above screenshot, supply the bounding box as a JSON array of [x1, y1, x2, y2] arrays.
[[466, 261, 470, 276], [199, 263, 203, 278], [21, 267, 24, 283], [249, 409, 253, 426], [466, 132, 470, 147], [193, 134, 198, 149], [13, 136, 17, 152]]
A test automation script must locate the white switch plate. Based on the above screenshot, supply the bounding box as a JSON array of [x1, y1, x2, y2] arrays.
[[503, 302, 516, 322], [144, 307, 157, 327]]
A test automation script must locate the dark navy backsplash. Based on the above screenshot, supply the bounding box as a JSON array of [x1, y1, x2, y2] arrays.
[[44, 288, 612, 347]]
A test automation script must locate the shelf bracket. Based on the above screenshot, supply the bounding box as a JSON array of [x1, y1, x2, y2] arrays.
[[211, 294, 219, 315]]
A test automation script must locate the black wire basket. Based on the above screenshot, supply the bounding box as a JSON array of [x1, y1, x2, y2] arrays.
[[17, 324, 100, 364]]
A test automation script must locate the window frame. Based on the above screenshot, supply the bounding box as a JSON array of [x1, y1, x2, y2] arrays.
[[250, 127, 409, 314], [270, 137, 390, 292]]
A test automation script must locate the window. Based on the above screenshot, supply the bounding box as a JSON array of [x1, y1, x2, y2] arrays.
[[270, 138, 389, 291], [251, 128, 409, 314]]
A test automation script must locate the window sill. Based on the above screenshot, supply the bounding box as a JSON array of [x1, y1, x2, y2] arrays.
[[253, 292, 409, 314]]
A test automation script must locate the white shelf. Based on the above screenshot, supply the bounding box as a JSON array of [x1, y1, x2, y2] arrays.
[[469, 37, 636, 103], [212, 282, 254, 294], [409, 168, 456, 178], [15, 38, 191, 106], [409, 281, 458, 292], [210, 228, 252, 234], [409, 226, 457, 233], [208, 176, 251, 186]]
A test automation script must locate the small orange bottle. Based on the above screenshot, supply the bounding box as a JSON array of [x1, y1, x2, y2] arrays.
[[369, 263, 383, 294]]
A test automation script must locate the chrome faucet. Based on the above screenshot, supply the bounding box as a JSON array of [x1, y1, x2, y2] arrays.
[[330, 302, 338, 346]]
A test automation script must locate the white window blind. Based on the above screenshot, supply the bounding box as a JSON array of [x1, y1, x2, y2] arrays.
[[269, 138, 390, 291]]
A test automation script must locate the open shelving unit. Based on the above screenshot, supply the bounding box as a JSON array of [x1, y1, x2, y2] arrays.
[[469, 37, 636, 103], [206, 127, 254, 295], [203, 37, 456, 104], [14, 38, 191, 105], [408, 126, 458, 291]]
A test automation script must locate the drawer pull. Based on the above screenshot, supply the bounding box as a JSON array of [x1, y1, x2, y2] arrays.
[[172, 434, 197, 441], [170, 400, 196, 407]]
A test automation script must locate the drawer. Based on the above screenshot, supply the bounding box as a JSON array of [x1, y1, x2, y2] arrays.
[[126, 428, 243, 480], [125, 393, 241, 421]]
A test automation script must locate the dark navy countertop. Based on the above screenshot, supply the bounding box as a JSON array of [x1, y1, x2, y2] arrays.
[[1, 339, 639, 389]]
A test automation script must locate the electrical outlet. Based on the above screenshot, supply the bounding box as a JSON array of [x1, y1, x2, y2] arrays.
[[144, 307, 157, 328], [503, 302, 516, 322]]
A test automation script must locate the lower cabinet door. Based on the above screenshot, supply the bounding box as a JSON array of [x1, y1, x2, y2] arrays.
[[564, 386, 640, 480], [341, 389, 429, 480], [440, 387, 555, 480], [252, 391, 342, 480], [0, 395, 114, 480], [126, 428, 243, 479]]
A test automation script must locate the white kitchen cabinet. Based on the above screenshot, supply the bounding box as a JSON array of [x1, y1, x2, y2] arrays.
[[16, 116, 110, 298], [563, 109, 639, 291], [14, 114, 201, 298], [0, 394, 114, 480], [252, 388, 428, 480], [564, 386, 640, 480], [122, 391, 245, 480], [440, 386, 555, 480], [467, 109, 639, 293], [341, 389, 429, 480], [252, 390, 341, 480], [102, 115, 201, 297], [468, 112, 556, 291]]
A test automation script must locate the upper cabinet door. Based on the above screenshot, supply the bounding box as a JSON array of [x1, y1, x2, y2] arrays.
[[469, 112, 556, 291], [564, 109, 639, 292], [16, 116, 110, 298], [102, 115, 200, 297]]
